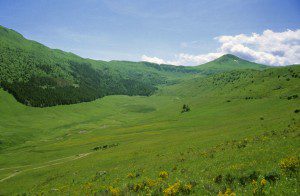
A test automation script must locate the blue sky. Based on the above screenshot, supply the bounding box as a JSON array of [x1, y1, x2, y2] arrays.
[[0, 0, 300, 65]]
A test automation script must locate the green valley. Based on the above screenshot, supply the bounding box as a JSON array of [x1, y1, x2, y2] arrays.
[[0, 26, 299, 195]]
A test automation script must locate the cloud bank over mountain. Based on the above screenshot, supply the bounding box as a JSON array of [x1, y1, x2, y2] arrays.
[[142, 29, 300, 66]]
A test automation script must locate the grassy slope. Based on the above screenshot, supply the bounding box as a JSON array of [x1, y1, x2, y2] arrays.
[[0, 64, 299, 195], [195, 54, 268, 74], [0, 24, 199, 83]]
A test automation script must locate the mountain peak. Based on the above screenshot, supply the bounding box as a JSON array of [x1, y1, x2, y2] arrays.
[[195, 54, 267, 73], [220, 54, 239, 59], [213, 54, 243, 63]]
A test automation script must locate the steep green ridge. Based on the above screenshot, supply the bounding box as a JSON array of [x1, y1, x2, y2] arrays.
[[0, 25, 272, 107], [0, 63, 299, 195], [196, 54, 268, 74], [0, 25, 197, 107]]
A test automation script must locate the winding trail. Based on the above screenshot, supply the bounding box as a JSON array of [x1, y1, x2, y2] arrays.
[[0, 165, 31, 171], [0, 152, 92, 182], [0, 171, 20, 182]]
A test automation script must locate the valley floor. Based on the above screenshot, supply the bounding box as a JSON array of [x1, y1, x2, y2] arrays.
[[0, 68, 299, 195]]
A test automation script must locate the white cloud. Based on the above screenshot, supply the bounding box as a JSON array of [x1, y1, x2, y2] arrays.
[[176, 52, 224, 65], [141, 55, 168, 64], [141, 53, 224, 66], [217, 29, 300, 66], [141, 55, 181, 65], [141, 29, 300, 66]]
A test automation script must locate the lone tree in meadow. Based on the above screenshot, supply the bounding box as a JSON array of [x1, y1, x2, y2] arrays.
[[181, 104, 190, 113]]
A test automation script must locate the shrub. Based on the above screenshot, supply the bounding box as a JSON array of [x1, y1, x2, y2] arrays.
[[225, 174, 235, 185], [252, 176, 269, 195], [108, 186, 120, 196], [214, 175, 223, 184], [181, 104, 190, 113], [172, 166, 177, 171], [260, 178, 267, 186], [279, 156, 299, 173], [287, 94, 298, 100], [159, 171, 169, 179], [237, 171, 259, 186], [238, 176, 248, 186], [218, 188, 236, 196], [163, 182, 181, 196], [145, 179, 157, 188], [249, 171, 259, 181], [133, 183, 143, 192], [237, 140, 247, 149], [181, 183, 193, 194], [264, 172, 279, 183], [127, 173, 135, 179], [93, 171, 107, 181]]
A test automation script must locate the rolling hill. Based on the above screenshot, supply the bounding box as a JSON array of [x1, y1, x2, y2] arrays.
[[195, 54, 268, 74], [1, 25, 270, 108]]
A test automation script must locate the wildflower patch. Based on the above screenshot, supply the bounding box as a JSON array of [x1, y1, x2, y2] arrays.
[[279, 156, 299, 174]]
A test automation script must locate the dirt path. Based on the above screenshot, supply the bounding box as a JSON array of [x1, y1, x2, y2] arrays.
[[0, 165, 31, 171], [0, 152, 92, 182], [0, 171, 20, 182], [0, 153, 83, 171]]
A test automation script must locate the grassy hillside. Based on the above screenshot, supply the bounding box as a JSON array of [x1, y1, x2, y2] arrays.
[[0, 25, 199, 107], [195, 54, 268, 74], [1, 25, 273, 108], [0, 61, 299, 195]]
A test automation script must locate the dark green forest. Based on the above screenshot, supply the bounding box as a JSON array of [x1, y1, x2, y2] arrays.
[[1, 60, 159, 107]]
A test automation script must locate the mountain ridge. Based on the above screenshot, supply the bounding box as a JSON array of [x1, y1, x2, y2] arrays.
[[0, 25, 271, 69], [0, 25, 290, 107]]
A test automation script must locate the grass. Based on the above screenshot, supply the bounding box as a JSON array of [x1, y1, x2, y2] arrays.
[[0, 64, 299, 195]]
